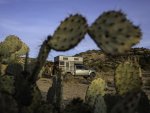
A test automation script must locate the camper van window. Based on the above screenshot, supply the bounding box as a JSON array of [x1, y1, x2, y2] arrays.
[[76, 65, 87, 70], [63, 57, 68, 60], [66, 62, 69, 67], [59, 61, 64, 65], [74, 58, 79, 60]]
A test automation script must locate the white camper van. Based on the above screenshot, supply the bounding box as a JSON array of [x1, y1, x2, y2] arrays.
[[54, 55, 96, 79]]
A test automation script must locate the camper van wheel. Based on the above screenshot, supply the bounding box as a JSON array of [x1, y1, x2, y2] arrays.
[[89, 72, 96, 80], [64, 72, 74, 82]]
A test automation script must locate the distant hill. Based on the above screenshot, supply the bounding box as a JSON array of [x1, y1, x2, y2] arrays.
[[74, 47, 150, 73], [18, 47, 150, 75]]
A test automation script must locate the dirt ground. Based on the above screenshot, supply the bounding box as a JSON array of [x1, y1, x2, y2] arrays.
[[36, 77, 89, 101], [36, 73, 150, 103]]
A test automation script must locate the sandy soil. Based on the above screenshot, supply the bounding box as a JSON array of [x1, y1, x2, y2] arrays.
[[36, 77, 150, 106], [36, 78, 89, 101]]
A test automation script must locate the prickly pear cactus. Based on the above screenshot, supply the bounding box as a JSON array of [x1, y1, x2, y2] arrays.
[[0, 35, 29, 64], [111, 90, 141, 113], [0, 42, 11, 58], [4, 35, 22, 53], [0, 92, 18, 113], [15, 42, 29, 56], [93, 95, 107, 113], [85, 78, 106, 107], [47, 70, 63, 112], [88, 10, 142, 55], [49, 14, 88, 51], [0, 75, 15, 94], [47, 72, 59, 104], [30, 37, 51, 84], [0, 64, 7, 75], [114, 58, 142, 95]]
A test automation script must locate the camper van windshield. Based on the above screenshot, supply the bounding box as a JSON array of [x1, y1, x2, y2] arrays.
[[75, 64, 88, 70]]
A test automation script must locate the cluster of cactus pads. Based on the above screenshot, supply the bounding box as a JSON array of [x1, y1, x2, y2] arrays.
[[0, 35, 29, 76], [85, 76, 149, 113], [0, 35, 29, 63], [84, 56, 150, 113], [0, 10, 149, 113]]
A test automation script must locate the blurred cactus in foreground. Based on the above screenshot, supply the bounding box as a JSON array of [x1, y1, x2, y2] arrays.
[[0, 35, 29, 64], [0, 92, 18, 113], [49, 14, 88, 51], [47, 69, 64, 112], [88, 10, 142, 55], [111, 90, 141, 113], [114, 57, 142, 95], [0, 10, 149, 113], [0, 35, 29, 76]]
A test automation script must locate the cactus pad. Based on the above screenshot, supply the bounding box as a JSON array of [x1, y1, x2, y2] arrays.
[[88, 10, 142, 55], [30, 37, 51, 84], [49, 14, 88, 51], [111, 90, 141, 113], [114, 59, 142, 95], [0, 35, 29, 63], [15, 42, 29, 56], [93, 95, 107, 113], [4, 35, 22, 53], [85, 78, 106, 107], [0, 42, 11, 57]]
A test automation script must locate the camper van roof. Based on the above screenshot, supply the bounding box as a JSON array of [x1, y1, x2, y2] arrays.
[[55, 55, 82, 58]]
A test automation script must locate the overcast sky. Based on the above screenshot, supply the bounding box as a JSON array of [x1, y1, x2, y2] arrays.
[[0, 0, 150, 60]]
